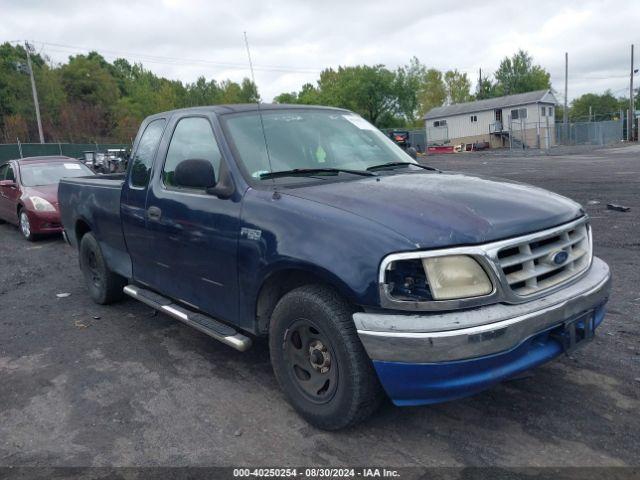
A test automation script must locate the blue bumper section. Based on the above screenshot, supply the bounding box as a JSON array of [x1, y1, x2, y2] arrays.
[[373, 304, 606, 406]]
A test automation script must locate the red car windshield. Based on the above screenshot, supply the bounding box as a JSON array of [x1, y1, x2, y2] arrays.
[[20, 162, 93, 187]]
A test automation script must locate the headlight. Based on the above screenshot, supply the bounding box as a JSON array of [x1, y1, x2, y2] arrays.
[[422, 255, 493, 300], [30, 196, 56, 212]]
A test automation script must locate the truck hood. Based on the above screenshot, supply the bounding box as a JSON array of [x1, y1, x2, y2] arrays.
[[284, 172, 584, 248]]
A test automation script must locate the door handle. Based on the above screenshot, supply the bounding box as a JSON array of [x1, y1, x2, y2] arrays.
[[147, 206, 162, 221]]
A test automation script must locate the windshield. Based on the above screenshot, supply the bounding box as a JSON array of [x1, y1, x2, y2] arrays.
[[221, 109, 418, 183], [20, 162, 94, 187]]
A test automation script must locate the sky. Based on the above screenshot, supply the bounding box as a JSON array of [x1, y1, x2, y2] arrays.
[[1, 0, 639, 104]]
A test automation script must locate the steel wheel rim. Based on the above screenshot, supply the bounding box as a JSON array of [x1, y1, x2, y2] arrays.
[[20, 212, 30, 238], [84, 249, 102, 288], [284, 319, 339, 404]]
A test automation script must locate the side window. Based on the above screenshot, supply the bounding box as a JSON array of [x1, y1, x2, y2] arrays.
[[6, 165, 15, 181], [0, 164, 7, 180], [163, 117, 221, 189], [130, 119, 166, 188]]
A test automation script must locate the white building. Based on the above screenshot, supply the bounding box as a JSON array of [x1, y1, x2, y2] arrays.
[[424, 90, 558, 149]]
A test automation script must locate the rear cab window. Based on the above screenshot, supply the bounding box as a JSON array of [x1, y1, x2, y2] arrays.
[[130, 119, 166, 188]]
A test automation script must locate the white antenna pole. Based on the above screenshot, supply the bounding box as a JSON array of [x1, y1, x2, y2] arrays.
[[243, 32, 276, 190]]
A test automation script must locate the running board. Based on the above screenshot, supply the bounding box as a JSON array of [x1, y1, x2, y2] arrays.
[[123, 285, 252, 352]]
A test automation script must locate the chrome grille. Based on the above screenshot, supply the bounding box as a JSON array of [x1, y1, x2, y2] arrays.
[[496, 220, 591, 296]]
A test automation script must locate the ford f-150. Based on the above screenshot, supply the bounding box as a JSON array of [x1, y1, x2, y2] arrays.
[[58, 104, 611, 430]]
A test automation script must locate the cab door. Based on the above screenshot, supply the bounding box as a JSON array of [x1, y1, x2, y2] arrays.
[[121, 117, 167, 286], [144, 114, 241, 324]]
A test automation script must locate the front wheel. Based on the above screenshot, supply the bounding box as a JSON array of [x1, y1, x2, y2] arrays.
[[79, 232, 126, 304], [19, 209, 35, 241], [269, 285, 383, 430]]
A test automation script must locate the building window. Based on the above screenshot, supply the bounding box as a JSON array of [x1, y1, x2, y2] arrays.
[[470, 115, 477, 122], [511, 108, 527, 120], [548, 106, 554, 116], [541, 106, 546, 117], [433, 120, 447, 127]]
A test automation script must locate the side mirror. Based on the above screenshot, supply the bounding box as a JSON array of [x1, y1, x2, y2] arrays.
[[205, 159, 235, 199], [406, 147, 418, 160], [174, 159, 216, 189], [0, 179, 16, 188]]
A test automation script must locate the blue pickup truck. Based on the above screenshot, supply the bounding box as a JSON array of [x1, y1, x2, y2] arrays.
[[59, 104, 611, 430]]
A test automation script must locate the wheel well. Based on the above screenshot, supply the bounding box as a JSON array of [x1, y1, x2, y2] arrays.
[[255, 269, 346, 334], [75, 219, 91, 244]]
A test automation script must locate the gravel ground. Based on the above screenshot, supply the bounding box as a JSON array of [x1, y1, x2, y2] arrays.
[[0, 145, 638, 468]]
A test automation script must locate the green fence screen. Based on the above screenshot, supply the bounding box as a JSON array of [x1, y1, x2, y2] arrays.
[[0, 143, 129, 164]]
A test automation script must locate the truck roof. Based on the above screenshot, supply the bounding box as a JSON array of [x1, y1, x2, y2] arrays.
[[147, 103, 349, 120]]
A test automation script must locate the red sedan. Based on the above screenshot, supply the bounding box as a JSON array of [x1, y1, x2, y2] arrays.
[[0, 156, 94, 241]]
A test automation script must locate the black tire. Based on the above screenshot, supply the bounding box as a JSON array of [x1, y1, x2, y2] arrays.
[[269, 284, 383, 430], [79, 232, 126, 304], [18, 208, 36, 241]]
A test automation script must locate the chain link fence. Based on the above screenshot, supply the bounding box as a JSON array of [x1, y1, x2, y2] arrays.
[[0, 142, 129, 164], [555, 119, 624, 146]]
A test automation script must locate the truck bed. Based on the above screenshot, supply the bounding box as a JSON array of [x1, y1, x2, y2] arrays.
[[58, 173, 132, 278]]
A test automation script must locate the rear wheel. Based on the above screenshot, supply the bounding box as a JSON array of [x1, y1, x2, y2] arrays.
[[19, 209, 35, 241], [79, 232, 126, 304], [269, 284, 384, 430]]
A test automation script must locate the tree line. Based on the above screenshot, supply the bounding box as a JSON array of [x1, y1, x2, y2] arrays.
[[0, 42, 258, 144], [274, 50, 553, 127], [1, 42, 636, 144]]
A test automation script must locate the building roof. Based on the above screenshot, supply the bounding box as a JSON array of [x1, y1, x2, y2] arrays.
[[424, 90, 556, 120]]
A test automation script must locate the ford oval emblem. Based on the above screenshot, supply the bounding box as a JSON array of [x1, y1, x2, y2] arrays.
[[551, 250, 569, 265]]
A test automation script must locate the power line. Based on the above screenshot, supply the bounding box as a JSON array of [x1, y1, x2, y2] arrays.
[[25, 39, 322, 74]]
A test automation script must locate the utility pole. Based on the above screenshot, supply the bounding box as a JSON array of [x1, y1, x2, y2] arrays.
[[25, 42, 44, 144], [563, 52, 568, 144], [629, 44, 635, 142]]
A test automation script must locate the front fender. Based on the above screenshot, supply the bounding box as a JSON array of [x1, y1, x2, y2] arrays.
[[237, 188, 416, 332]]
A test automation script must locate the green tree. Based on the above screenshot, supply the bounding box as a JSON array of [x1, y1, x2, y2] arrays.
[[570, 91, 623, 121], [314, 65, 396, 126], [417, 68, 446, 118], [60, 53, 120, 109], [395, 57, 427, 125], [296, 83, 321, 104], [444, 69, 472, 104], [475, 76, 495, 100], [0, 43, 46, 141], [240, 78, 259, 103], [273, 91, 298, 103], [493, 50, 551, 96]]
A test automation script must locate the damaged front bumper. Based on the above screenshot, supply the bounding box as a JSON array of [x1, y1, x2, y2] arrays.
[[354, 257, 611, 406]]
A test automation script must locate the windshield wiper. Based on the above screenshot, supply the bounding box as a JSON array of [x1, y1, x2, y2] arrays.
[[259, 168, 375, 180], [366, 162, 440, 172]]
